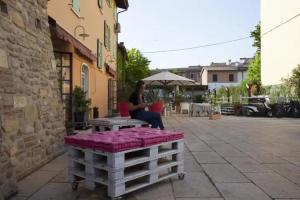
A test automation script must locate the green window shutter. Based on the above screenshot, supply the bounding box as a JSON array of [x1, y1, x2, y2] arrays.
[[72, 0, 80, 14], [108, 26, 111, 51], [104, 21, 108, 48], [98, 0, 103, 9], [97, 39, 103, 68]]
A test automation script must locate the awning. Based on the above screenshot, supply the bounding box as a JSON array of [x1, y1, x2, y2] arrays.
[[105, 63, 116, 77], [115, 0, 129, 9], [50, 19, 96, 62]]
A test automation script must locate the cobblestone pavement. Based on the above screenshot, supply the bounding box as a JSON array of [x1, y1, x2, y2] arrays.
[[10, 116, 300, 200]]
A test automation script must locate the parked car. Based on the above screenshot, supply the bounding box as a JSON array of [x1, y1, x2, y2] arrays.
[[242, 96, 273, 117]]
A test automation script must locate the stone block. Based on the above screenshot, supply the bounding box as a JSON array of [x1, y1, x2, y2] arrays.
[[2, 119, 19, 133], [40, 88, 48, 97], [11, 11, 25, 29], [13, 96, 27, 108], [0, 49, 8, 68]]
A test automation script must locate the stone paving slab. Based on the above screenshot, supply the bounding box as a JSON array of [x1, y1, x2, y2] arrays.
[[210, 144, 247, 157], [184, 154, 203, 172], [17, 170, 59, 196], [245, 172, 300, 198], [216, 183, 271, 200], [202, 164, 250, 183], [134, 180, 174, 200], [176, 198, 224, 200], [27, 183, 77, 200], [192, 152, 227, 164], [263, 163, 300, 184], [225, 157, 270, 173], [247, 152, 288, 164], [172, 172, 220, 198], [185, 139, 213, 152]]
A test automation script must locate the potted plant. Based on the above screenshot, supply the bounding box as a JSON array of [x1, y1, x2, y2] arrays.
[[233, 102, 242, 116], [73, 86, 91, 124]]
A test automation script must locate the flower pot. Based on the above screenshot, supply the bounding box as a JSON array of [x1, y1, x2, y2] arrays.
[[118, 102, 130, 117], [148, 101, 164, 114]]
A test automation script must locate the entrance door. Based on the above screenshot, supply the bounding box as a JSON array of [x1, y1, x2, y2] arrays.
[[54, 52, 72, 122]]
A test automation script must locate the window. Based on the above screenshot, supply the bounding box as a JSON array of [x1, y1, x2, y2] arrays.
[[81, 64, 89, 98], [104, 21, 111, 50], [98, 0, 103, 9], [97, 39, 103, 68], [212, 74, 218, 82], [106, 0, 111, 7], [72, 0, 80, 15], [190, 73, 195, 79], [0, 0, 8, 14], [229, 74, 234, 82]]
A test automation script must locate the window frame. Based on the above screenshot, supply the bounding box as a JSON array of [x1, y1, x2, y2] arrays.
[[212, 74, 218, 82], [229, 74, 234, 82], [71, 0, 80, 16]]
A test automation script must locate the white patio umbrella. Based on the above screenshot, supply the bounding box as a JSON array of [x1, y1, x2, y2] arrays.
[[142, 71, 196, 86]]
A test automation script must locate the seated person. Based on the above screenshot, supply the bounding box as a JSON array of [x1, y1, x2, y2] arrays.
[[128, 80, 164, 130]]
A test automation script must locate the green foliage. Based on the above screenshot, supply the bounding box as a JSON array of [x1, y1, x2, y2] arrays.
[[246, 53, 261, 94], [124, 49, 151, 88], [243, 23, 262, 95], [117, 48, 151, 102], [281, 64, 300, 98], [73, 86, 91, 112], [195, 95, 205, 103], [251, 23, 261, 53]]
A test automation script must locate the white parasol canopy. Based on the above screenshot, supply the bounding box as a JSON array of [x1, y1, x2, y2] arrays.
[[142, 71, 196, 86]]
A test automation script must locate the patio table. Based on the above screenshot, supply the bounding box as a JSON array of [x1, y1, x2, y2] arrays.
[[190, 103, 212, 117], [88, 117, 148, 131]]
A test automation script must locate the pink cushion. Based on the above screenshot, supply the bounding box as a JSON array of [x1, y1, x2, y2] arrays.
[[65, 128, 184, 152], [65, 133, 142, 153]]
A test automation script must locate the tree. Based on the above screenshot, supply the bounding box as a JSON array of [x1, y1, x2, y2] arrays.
[[125, 48, 151, 87], [251, 23, 261, 53], [117, 48, 151, 102], [245, 23, 262, 95]]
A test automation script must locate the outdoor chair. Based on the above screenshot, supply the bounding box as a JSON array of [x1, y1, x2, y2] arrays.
[[180, 102, 190, 115]]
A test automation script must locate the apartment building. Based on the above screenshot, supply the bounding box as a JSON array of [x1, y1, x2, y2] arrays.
[[48, 0, 129, 119]]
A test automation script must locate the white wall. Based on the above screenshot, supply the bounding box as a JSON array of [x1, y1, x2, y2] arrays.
[[201, 69, 208, 85], [261, 0, 300, 85], [208, 83, 240, 90]]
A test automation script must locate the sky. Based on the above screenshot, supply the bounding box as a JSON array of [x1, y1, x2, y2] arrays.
[[118, 0, 260, 69]]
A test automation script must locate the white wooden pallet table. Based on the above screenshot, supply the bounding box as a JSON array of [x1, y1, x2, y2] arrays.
[[68, 139, 185, 200], [89, 117, 148, 131]]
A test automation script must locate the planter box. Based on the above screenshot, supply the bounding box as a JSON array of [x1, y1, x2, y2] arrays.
[[209, 114, 221, 120]]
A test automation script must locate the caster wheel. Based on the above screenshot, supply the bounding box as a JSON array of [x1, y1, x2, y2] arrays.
[[178, 173, 185, 180], [71, 182, 78, 191]]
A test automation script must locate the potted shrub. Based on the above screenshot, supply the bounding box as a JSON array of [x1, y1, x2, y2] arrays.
[[73, 86, 91, 124]]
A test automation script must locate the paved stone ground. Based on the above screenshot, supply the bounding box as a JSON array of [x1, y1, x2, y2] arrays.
[[9, 116, 300, 200]]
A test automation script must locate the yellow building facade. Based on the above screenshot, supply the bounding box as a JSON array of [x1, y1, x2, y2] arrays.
[[47, 0, 128, 118]]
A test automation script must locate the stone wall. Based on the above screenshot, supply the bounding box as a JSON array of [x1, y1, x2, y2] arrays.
[[0, 0, 65, 198]]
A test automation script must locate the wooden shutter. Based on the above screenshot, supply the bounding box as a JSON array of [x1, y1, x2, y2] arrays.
[[98, 0, 103, 8], [72, 0, 80, 14], [104, 21, 108, 48], [97, 39, 103, 68]]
